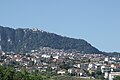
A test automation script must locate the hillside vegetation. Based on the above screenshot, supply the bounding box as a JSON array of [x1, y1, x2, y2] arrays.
[[0, 26, 100, 54], [0, 65, 96, 80]]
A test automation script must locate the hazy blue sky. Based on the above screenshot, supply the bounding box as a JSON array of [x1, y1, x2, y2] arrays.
[[0, 0, 120, 52]]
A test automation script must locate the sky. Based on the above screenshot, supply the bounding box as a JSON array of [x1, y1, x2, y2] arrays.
[[0, 0, 120, 52]]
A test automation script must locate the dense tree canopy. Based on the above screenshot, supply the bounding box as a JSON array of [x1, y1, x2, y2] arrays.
[[0, 65, 44, 80]]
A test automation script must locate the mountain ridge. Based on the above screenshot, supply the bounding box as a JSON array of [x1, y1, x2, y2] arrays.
[[0, 26, 101, 54]]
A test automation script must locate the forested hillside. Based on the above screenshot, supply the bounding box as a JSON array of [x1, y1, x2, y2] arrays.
[[0, 26, 100, 54]]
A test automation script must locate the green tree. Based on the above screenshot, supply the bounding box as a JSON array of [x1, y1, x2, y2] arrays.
[[20, 69, 30, 80], [3, 67, 15, 80]]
